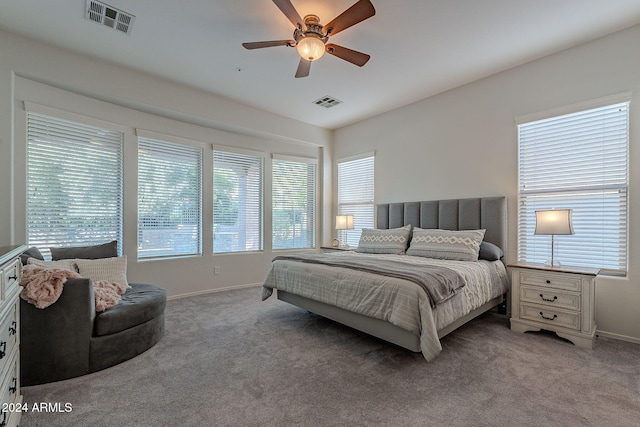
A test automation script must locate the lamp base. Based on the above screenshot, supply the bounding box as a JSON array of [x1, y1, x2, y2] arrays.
[[543, 259, 563, 268]]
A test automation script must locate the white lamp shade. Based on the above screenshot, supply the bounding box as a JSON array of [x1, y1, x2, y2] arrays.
[[296, 36, 325, 61], [335, 215, 354, 230], [534, 209, 574, 235]]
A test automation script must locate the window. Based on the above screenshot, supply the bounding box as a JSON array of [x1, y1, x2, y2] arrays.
[[337, 153, 375, 247], [213, 150, 264, 253], [138, 134, 202, 259], [517, 97, 629, 275], [272, 156, 317, 249], [26, 111, 123, 259]]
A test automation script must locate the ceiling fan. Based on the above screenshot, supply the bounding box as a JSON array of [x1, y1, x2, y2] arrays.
[[242, 0, 376, 78]]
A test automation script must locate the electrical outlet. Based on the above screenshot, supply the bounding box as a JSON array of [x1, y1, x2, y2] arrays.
[[213, 266, 221, 276]]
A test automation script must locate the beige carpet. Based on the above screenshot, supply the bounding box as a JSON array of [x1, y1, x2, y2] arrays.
[[21, 286, 640, 426]]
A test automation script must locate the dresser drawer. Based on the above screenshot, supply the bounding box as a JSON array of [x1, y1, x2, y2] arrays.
[[0, 303, 18, 368], [2, 259, 21, 297], [520, 303, 581, 331], [0, 350, 19, 413], [520, 285, 581, 311], [518, 270, 582, 292]]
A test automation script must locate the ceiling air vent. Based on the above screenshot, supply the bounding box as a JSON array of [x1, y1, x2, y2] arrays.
[[313, 96, 342, 109], [85, 0, 135, 35]]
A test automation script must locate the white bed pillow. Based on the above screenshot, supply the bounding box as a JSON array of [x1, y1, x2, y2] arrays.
[[356, 225, 411, 254], [75, 255, 129, 288], [27, 257, 77, 272], [406, 228, 485, 261]]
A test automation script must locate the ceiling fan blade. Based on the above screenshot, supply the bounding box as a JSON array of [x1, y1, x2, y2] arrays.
[[325, 44, 370, 67], [295, 58, 311, 78], [272, 0, 304, 28], [323, 0, 375, 37], [242, 40, 295, 49]]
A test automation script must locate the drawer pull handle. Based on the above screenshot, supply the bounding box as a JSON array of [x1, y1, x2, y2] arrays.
[[0, 411, 6, 427], [0, 341, 5, 359], [8, 274, 17, 282], [8, 321, 16, 335], [539, 312, 558, 321], [8, 377, 16, 394], [539, 294, 558, 303]]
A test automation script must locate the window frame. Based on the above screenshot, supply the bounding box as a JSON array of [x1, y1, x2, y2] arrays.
[[25, 103, 125, 259], [212, 146, 265, 254], [336, 152, 375, 247], [516, 93, 630, 276], [136, 130, 204, 260], [271, 154, 318, 250]]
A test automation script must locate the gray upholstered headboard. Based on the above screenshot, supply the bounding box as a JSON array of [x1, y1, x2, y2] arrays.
[[376, 197, 507, 253]]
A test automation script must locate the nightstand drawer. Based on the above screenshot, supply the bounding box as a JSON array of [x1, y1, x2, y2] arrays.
[[520, 285, 580, 311], [518, 271, 582, 292], [520, 303, 580, 331]]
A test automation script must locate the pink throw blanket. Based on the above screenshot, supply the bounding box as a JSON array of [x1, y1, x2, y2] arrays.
[[93, 280, 128, 312], [20, 265, 127, 312]]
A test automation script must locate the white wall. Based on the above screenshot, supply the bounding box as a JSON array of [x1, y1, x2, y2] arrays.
[[0, 30, 333, 298], [334, 24, 640, 343]]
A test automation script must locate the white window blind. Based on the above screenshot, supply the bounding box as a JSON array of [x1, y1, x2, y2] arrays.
[[138, 136, 202, 259], [272, 156, 317, 249], [213, 150, 264, 253], [26, 112, 123, 259], [337, 154, 375, 247], [518, 100, 629, 275]]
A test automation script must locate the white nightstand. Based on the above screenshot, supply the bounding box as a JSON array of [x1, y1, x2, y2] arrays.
[[509, 261, 599, 349]]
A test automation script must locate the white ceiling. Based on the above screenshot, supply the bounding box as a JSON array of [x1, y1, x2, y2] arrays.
[[2, 0, 640, 129]]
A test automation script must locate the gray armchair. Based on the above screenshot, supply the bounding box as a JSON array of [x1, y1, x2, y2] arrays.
[[20, 243, 166, 386], [21, 279, 166, 386]]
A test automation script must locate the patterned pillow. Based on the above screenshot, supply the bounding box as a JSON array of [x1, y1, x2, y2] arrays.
[[27, 257, 77, 272], [406, 228, 486, 261], [356, 226, 411, 254], [75, 256, 129, 288]]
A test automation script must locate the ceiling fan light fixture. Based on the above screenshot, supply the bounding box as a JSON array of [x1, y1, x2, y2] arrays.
[[296, 35, 325, 61], [242, 0, 376, 77]]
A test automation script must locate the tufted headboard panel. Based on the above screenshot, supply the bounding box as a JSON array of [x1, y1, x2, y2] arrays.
[[376, 197, 507, 253]]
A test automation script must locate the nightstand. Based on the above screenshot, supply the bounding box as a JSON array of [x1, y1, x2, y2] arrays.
[[320, 246, 355, 253], [509, 261, 599, 349]]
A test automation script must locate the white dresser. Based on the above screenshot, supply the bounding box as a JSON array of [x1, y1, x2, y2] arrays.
[[509, 261, 599, 349], [0, 245, 26, 427]]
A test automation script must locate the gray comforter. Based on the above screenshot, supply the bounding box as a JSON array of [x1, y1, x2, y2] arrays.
[[271, 253, 464, 307]]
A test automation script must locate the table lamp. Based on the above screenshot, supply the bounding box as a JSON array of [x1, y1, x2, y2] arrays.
[[335, 215, 354, 247], [534, 209, 574, 267]]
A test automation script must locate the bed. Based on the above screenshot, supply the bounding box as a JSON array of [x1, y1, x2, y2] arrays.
[[262, 196, 509, 361]]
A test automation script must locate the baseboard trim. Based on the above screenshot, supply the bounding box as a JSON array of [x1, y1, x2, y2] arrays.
[[596, 330, 640, 345], [167, 283, 262, 301]]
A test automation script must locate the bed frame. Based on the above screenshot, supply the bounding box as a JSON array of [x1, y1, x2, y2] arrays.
[[277, 196, 507, 352]]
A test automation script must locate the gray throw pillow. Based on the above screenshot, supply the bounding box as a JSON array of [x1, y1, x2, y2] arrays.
[[479, 241, 504, 261], [356, 226, 411, 255], [20, 246, 44, 265], [50, 240, 118, 260]]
